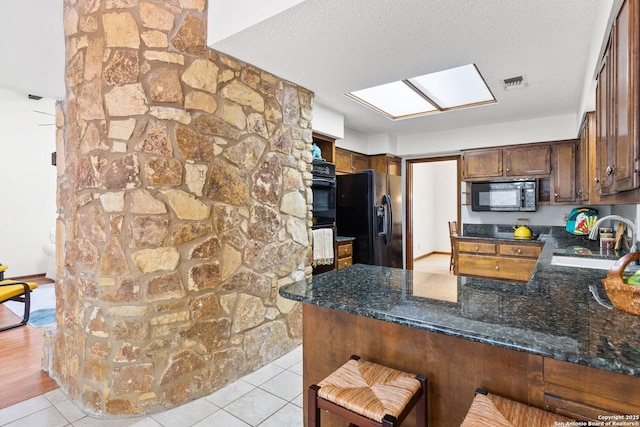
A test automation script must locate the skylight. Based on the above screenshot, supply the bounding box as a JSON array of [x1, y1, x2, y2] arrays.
[[347, 64, 496, 120]]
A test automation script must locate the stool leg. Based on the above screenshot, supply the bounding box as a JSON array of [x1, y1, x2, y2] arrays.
[[416, 375, 428, 427], [382, 415, 397, 426], [308, 384, 321, 427]]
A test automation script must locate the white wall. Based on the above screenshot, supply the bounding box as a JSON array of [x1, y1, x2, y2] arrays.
[[0, 88, 57, 277], [336, 127, 369, 153], [337, 131, 403, 156], [412, 160, 457, 258], [0, 0, 65, 99], [610, 204, 639, 245], [577, 0, 616, 127], [208, 0, 305, 44], [397, 113, 579, 157], [367, 133, 398, 155], [461, 204, 612, 227], [312, 102, 345, 139]]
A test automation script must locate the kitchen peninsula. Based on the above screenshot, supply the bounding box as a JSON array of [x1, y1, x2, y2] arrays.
[[280, 227, 640, 426]]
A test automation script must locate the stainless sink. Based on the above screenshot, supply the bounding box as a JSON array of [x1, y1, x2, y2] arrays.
[[550, 255, 618, 270]]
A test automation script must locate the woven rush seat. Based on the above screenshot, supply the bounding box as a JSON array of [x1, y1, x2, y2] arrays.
[[308, 355, 427, 427], [461, 389, 577, 426]]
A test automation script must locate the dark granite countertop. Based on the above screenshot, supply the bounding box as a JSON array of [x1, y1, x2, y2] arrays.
[[280, 225, 640, 378], [336, 236, 355, 243]]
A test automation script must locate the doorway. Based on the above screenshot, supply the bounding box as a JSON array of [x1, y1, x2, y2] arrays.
[[405, 156, 460, 270]]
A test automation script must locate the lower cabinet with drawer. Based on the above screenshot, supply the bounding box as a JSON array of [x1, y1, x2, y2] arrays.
[[543, 358, 640, 420], [336, 239, 353, 269], [456, 238, 543, 282]]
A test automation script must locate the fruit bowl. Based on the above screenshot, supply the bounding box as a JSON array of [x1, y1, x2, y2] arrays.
[[601, 252, 640, 315]]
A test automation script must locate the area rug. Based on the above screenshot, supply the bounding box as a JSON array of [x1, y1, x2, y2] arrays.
[[3, 283, 56, 328]]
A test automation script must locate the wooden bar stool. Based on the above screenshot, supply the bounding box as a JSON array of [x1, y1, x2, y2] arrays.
[[308, 355, 427, 427], [461, 389, 577, 426]]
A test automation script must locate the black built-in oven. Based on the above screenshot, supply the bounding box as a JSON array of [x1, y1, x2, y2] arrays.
[[311, 160, 336, 275], [311, 160, 336, 227]]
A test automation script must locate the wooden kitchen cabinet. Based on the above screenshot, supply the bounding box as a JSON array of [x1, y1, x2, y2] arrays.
[[461, 148, 503, 180], [595, 0, 640, 196], [550, 140, 578, 204], [304, 302, 640, 426], [312, 132, 336, 163], [503, 145, 550, 176], [369, 154, 401, 175], [334, 147, 352, 173], [577, 112, 595, 202], [456, 238, 542, 282], [352, 153, 369, 173], [596, 35, 613, 196], [544, 358, 640, 419], [462, 144, 550, 181], [335, 147, 370, 174], [336, 239, 353, 269]]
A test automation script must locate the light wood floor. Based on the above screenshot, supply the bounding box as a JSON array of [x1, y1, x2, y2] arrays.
[[0, 276, 59, 410]]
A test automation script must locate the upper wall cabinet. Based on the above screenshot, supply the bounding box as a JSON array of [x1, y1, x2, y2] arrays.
[[462, 145, 550, 181], [595, 0, 640, 196], [503, 145, 551, 176], [577, 112, 596, 203], [550, 141, 578, 204], [369, 154, 401, 175], [312, 132, 336, 163], [461, 148, 503, 179], [335, 147, 370, 174]]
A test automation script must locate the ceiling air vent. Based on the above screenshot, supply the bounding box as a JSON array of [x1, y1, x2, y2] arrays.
[[502, 75, 527, 90]]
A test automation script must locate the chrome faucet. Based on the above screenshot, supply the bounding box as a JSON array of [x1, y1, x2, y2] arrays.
[[588, 215, 637, 252]]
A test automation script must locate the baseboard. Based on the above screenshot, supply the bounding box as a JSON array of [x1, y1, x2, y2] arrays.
[[4, 273, 54, 285], [414, 251, 451, 261]]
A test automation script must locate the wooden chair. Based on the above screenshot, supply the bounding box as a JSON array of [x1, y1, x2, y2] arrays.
[[448, 221, 458, 273], [308, 355, 427, 427], [461, 389, 577, 426]]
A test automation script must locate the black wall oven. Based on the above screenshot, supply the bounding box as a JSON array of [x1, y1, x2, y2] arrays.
[[311, 160, 336, 275], [311, 160, 336, 227]]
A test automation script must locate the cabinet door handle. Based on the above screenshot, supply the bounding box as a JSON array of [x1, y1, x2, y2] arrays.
[[516, 248, 522, 254], [506, 168, 510, 172], [495, 265, 500, 270], [474, 246, 479, 251], [606, 165, 614, 176]]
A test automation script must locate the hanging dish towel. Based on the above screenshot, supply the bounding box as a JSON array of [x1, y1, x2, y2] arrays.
[[312, 228, 334, 266]]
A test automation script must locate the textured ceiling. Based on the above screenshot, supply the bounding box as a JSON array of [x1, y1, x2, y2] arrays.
[[0, 1, 610, 139], [211, 0, 608, 137]]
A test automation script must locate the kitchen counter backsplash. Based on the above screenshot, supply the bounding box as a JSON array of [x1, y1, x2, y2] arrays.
[[462, 223, 553, 239]]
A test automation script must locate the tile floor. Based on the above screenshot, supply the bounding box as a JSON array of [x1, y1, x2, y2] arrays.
[[0, 256, 449, 426], [0, 346, 303, 427]]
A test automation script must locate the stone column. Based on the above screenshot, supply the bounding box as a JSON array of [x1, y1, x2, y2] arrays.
[[54, 0, 312, 416]]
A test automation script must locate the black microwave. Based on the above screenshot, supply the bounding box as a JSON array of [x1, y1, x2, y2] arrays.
[[471, 180, 537, 212]]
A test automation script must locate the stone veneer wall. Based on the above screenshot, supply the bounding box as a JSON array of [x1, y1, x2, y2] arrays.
[[52, 0, 312, 416]]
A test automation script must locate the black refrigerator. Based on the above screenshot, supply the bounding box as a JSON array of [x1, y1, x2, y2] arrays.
[[336, 170, 402, 268]]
